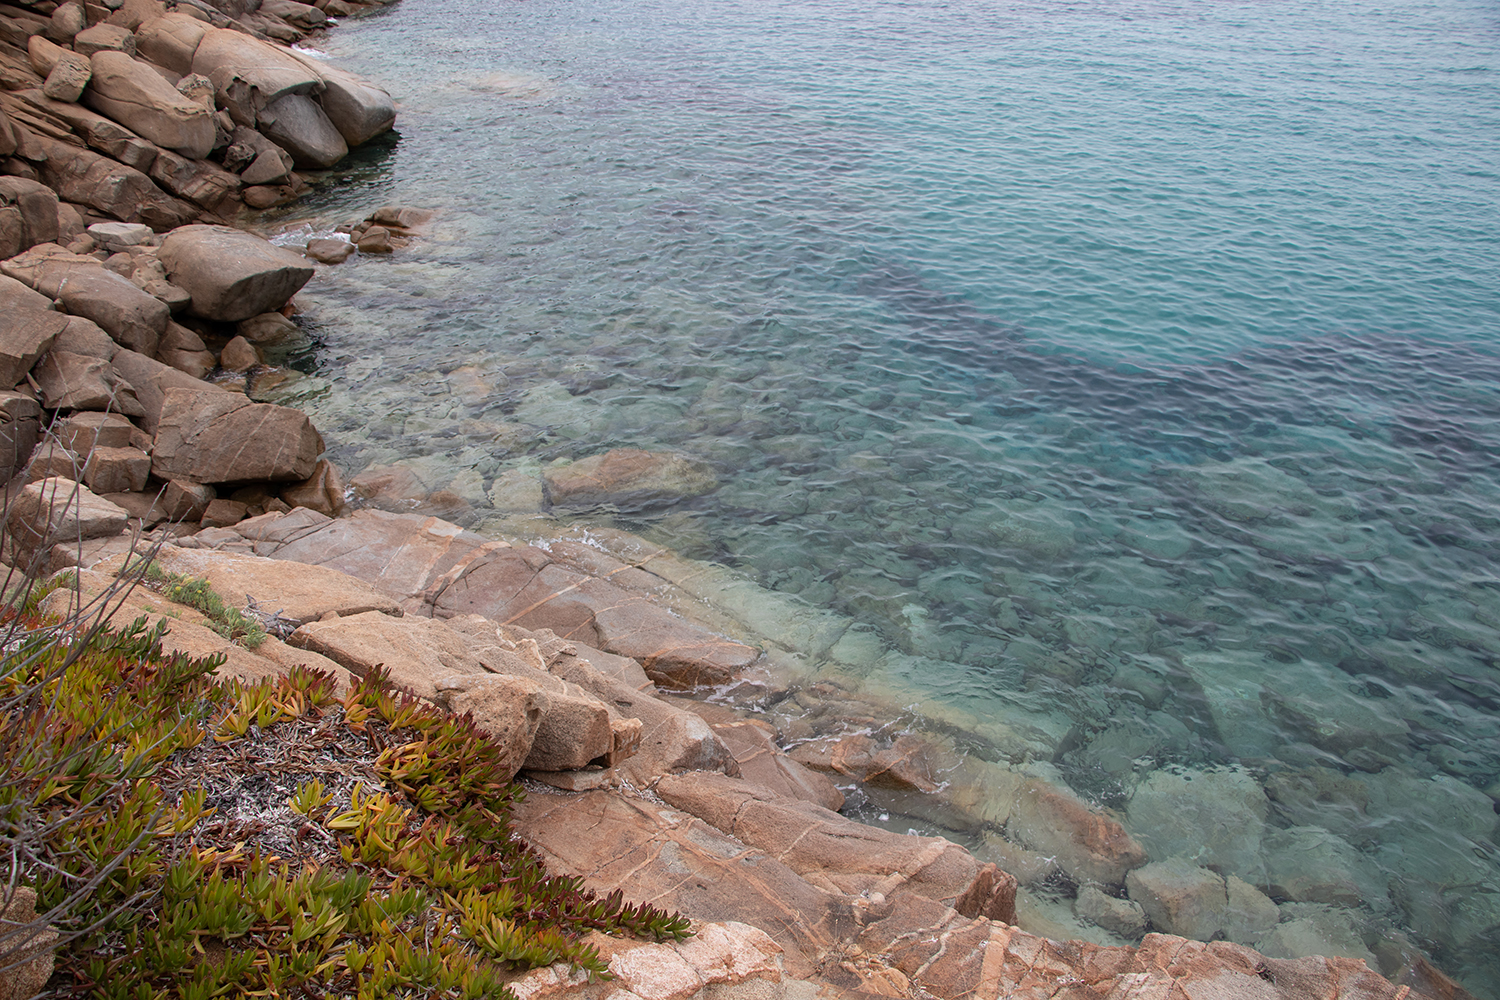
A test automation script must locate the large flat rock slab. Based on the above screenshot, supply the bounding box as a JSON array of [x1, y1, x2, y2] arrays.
[[510, 787, 852, 979], [146, 546, 402, 625], [289, 609, 488, 700], [197, 508, 760, 689], [656, 771, 1015, 923]]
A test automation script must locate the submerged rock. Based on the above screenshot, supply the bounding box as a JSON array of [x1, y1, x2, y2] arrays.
[[1125, 765, 1270, 879], [542, 447, 718, 509]]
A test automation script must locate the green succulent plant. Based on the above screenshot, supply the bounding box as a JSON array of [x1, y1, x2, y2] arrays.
[[1, 590, 691, 1000]]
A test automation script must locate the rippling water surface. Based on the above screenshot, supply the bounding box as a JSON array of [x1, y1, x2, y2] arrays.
[[267, 0, 1500, 990]]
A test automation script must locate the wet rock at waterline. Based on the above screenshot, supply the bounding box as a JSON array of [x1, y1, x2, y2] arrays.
[[156, 225, 313, 322]]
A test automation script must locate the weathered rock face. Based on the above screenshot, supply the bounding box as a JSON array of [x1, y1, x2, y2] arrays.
[[32, 350, 143, 414], [150, 546, 402, 625], [134, 14, 208, 77], [512, 787, 852, 979], [107, 347, 218, 433], [659, 770, 1018, 924], [84, 51, 216, 160], [50, 411, 134, 453], [710, 718, 845, 811], [225, 126, 293, 185], [0, 176, 60, 256], [5, 476, 129, 568], [33, 258, 170, 356], [219, 508, 761, 689], [0, 304, 66, 387], [257, 92, 346, 168], [289, 610, 488, 701], [156, 224, 314, 321], [73, 23, 135, 59], [42, 51, 90, 102], [789, 732, 939, 793], [293, 57, 394, 146], [436, 672, 617, 773], [81, 446, 150, 493], [32, 134, 197, 230], [151, 386, 323, 483], [190, 27, 320, 127], [543, 448, 719, 509], [149, 150, 242, 215], [0, 389, 42, 480], [279, 458, 345, 516], [514, 921, 783, 1000]]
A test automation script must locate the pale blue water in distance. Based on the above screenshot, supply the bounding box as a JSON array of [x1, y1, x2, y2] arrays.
[[269, 0, 1500, 990]]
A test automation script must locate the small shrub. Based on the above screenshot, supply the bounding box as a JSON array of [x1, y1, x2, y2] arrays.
[[128, 559, 267, 649]]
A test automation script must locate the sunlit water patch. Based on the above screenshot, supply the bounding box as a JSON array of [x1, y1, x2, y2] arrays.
[[262, 0, 1500, 990]]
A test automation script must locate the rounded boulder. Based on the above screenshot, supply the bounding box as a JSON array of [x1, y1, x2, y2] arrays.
[[157, 224, 314, 321]]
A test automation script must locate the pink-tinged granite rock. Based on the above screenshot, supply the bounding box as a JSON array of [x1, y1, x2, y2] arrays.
[[30, 134, 197, 230], [289, 610, 489, 701], [709, 718, 845, 811], [510, 787, 851, 979], [148, 546, 400, 627], [84, 51, 215, 160], [190, 27, 321, 127], [156, 224, 314, 322], [0, 389, 42, 481], [279, 458, 345, 516], [32, 351, 144, 415], [0, 176, 60, 255], [150, 387, 322, 484], [133, 14, 207, 76], [5, 476, 128, 568], [656, 770, 1016, 924], [0, 304, 66, 387]]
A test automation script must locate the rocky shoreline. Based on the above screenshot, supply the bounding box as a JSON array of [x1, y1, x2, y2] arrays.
[[0, 0, 1483, 997]]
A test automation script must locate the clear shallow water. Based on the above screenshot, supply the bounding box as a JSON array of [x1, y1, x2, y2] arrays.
[[269, 0, 1500, 990]]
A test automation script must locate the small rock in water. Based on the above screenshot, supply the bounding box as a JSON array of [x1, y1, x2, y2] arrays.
[[1073, 885, 1146, 940], [304, 237, 354, 264], [1125, 765, 1269, 879]]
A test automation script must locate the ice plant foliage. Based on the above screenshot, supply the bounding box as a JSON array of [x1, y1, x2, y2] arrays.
[[0, 597, 691, 999]]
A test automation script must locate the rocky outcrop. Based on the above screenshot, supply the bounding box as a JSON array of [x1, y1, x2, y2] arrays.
[[156, 224, 313, 321], [83, 50, 215, 159], [657, 770, 1017, 923], [151, 386, 323, 483], [4, 476, 127, 568], [173, 507, 760, 688]]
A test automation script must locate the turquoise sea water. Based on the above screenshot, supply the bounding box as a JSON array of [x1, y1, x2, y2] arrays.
[[268, 0, 1500, 990]]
